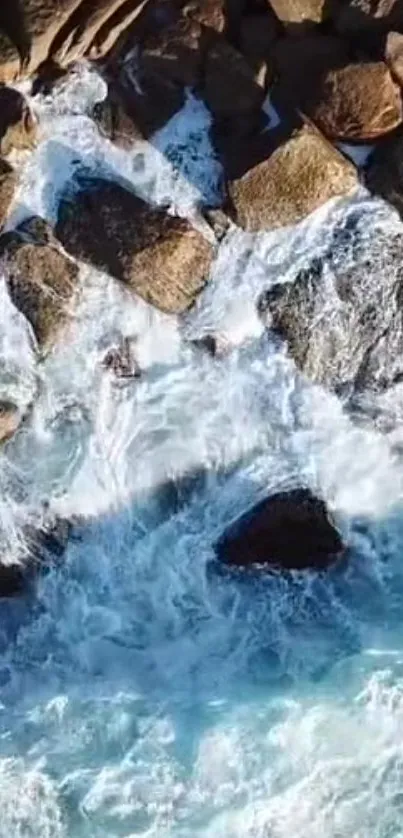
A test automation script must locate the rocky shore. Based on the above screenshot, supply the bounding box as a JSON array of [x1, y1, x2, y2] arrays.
[[1, 0, 403, 586]]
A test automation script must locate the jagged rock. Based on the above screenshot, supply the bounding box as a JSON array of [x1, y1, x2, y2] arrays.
[[0, 513, 70, 598], [366, 128, 403, 218], [184, 0, 227, 32], [0, 216, 79, 348], [92, 83, 144, 147], [0, 86, 37, 155], [309, 62, 402, 141], [334, 0, 403, 36], [0, 0, 150, 82], [228, 122, 358, 232], [0, 400, 22, 444], [216, 488, 344, 570], [0, 158, 17, 229], [258, 226, 403, 395], [102, 336, 141, 378], [56, 177, 213, 313], [269, 0, 335, 26], [0, 0, 83, 81]]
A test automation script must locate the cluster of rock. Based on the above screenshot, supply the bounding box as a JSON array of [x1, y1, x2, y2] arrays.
[[3, 0, 403, 582]]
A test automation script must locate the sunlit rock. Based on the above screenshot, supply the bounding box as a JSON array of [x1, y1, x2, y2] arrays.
[[56, 176, 213, 314], [0, 216, 79, 348]]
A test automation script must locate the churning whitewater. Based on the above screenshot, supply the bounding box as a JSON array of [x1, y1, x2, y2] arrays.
[[1, 63, 403, 837]]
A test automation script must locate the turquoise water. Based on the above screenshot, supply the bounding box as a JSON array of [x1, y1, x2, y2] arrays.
[[1, 64, 403, 837]]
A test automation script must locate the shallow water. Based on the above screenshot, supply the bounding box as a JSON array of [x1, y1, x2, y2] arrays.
[[0, 63, 403, 837]]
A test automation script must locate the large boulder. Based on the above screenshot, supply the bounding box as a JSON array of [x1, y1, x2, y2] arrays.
[[0, 86, 37, 155], [228, 122, 358, 232], [308, 62, 403, 141], [216, 488, 344, 571], [0, 216, 79, 348], [92, 82, 145, 147], [258, 225, 403, 396], [0, 158, 17, 229], [56, 177, 213, 313]]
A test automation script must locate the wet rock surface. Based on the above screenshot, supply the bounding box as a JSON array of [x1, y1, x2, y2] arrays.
[[0, 158, 17, 229], [0, 86, 37, 155], [216, 488, 344, 570], [0, 514, 70, 598], [0, 215, 79, 348], [56, 176, 213, 314], [259, 221, 403, 398]]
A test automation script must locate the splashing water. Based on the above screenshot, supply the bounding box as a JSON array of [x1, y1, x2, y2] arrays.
[[1, 62, 403, 837]]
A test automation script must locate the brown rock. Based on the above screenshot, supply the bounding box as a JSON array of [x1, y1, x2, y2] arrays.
[[385, 31, 403, 87], [140, 14, 208, 89], [184, 0, 226, 32], [268, 0, 333, 26], [0, 158, 17, 229], [334, 0, 403, 36], [228, 122, 358, 232], [86, 0, 150, 59], [216, 487, 344, 571], [0, 216, 79, 347], [309, 62, 402, 141], [0, 400, 21, 444], [0, 86, 37, 156], [0, 0, 83, 81], [56, 177, 213, 313]]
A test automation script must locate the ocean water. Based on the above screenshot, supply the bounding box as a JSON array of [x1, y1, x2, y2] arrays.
[[0, 63, 403, 837]]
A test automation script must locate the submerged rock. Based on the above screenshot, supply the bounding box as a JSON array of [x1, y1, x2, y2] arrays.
[[216, 488, 344, 571], [259, 226, 403, 396], [228, 122, 358, 232], [0, 215, 79, 348], [56, 177, 213, 314], [0, 86, 37, 155]]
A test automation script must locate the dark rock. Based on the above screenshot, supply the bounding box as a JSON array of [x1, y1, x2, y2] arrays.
[[0, 85, 37, 155], [92, 83, 144, 147], [56, 176, 213, 313], [0, 215, 79, 348], [334, 0, 403, 38], [366, 127, 403, 218], [216, 488, 344, 570], [102, 336, 141, 378], [259, 227, 403, 395]]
